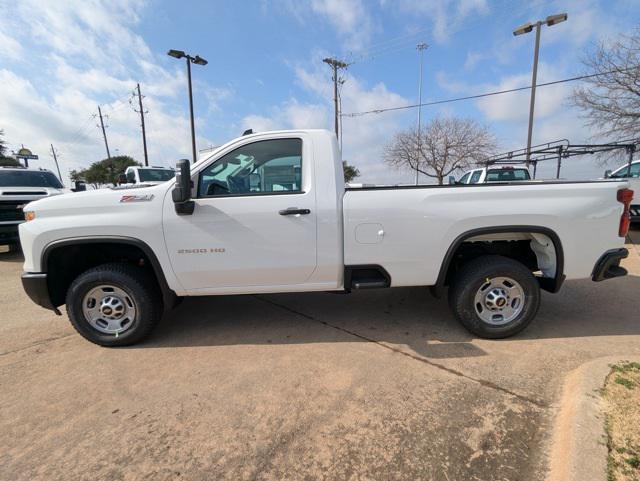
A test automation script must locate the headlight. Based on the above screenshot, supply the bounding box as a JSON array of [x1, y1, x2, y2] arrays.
[[24, 211, 36, 221]]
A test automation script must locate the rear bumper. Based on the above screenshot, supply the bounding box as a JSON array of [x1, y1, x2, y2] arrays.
[[21, 273, 60, 314], [0, 223, 20, 244], [592, 248, 628, 282]]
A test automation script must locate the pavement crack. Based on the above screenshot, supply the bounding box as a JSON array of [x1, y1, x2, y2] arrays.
[[0, 333, 75, 357], [255, 295, 549, 409]]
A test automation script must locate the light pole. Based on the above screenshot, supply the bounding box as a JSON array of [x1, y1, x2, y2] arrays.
[[415, 43, 428, 185], [167, 49, 208, 164], [513, 13, 567, 167]]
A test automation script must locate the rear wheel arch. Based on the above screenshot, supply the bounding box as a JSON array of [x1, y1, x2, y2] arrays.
[[434, 225, 565, 296]]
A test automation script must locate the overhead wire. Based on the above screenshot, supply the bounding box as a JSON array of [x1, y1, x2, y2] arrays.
[[340, 70, 627, 118]]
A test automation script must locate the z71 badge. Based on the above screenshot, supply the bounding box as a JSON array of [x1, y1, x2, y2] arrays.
[[120, 194, 154, 202]]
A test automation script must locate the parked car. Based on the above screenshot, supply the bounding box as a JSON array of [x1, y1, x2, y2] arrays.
[[120, 166, 176, 186], [605, 160, 640, 223], [19, 130, 633, 346], [451, 165, 532, 184], [0, 167, 67, 251]]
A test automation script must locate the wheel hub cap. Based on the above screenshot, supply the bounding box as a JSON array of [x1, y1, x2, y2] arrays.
[[473, 277, 525, 326], [82, 285, 137, 334]]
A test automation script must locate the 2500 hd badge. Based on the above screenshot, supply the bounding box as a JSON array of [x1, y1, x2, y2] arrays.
[[177, 248, 226, 254]]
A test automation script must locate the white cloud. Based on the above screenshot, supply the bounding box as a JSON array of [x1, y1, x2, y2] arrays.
[[475, 64, 569, 123], [0, 30, 23, 60], [0, 0, 224, 185], [390, 0, 489, 43], [243, 64, 413, 184], [311, 0, 372, 47]]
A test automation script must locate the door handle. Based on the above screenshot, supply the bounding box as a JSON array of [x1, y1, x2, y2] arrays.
[[279, 207, 311, 215]]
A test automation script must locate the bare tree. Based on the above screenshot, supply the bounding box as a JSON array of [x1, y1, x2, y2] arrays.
[[384, 116, 497, 184], [571, 29, 640, 140]]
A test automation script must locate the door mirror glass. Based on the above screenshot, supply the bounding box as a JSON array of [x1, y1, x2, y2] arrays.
[[117, 173, 128, 184], [604, 169, 612, 178], [448, 176, 456, 185]]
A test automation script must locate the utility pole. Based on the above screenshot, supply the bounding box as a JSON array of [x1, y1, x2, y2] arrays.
[[50, 144, 63, 182], [133, 83, 149, 166], [323, 57, 348, 139], [415, 43, 428, 185], [97, 105, 111, 159]]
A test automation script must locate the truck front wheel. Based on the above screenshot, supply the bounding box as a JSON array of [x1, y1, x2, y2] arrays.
[[66, 263, 162, 347], [448, 255, 540, 339]]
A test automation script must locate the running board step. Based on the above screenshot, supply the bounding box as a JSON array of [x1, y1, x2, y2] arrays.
[[352, 280, 388, 289]]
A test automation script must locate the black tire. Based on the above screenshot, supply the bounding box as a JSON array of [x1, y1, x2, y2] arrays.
[[448, 255, 540, 339], [65, 262, 162, 347]]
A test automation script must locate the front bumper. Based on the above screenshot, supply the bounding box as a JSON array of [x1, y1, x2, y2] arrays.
[[21, 273, 60, 314], [592, 248, 628, 282]]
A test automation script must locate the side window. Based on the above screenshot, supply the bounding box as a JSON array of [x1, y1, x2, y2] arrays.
[[126, 170, 136, 183], [458, 172, 471, 184], [198, 138, 303, 197], [611, 163, 640, 178], [469, 170, 482, 184]]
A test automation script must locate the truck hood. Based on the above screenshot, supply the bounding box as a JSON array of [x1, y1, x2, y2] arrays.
[[0, 186, 68, 203], [24, 183, 170, 216]]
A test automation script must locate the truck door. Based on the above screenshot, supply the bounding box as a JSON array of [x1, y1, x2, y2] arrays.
[[163, 137, 317, 290]]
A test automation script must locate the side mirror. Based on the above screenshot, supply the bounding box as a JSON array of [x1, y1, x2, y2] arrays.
[[117, 173, 128, 184], [448, 176, 456, 185], [73, 181, 86, 192], [172, 159, 195, 215], [604, 169, 612, 178]]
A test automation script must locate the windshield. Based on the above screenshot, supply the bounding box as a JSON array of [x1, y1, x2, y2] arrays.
[[137, 168, 175, 182], [485, 168, 530, 182], [610, 163, 640, 178], [0, 170, 63, 188]]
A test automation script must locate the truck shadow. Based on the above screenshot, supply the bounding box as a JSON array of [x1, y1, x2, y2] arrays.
[[147, 274, 640, 360], [0, 248, 24, 263]]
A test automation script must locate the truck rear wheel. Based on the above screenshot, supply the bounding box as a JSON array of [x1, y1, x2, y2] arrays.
[[65, 263, 162, 347], [448, 255, 540, 339]]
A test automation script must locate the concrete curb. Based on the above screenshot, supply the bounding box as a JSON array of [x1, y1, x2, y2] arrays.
[[546, 356, 640, 481]]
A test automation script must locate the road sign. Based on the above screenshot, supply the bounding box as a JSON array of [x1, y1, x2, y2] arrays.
[[15, 148, 38, 160]]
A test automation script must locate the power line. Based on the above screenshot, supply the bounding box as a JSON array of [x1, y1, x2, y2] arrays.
[[340, 70, 627, 118]]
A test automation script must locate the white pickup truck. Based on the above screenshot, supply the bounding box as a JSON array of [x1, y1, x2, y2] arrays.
[[452, 165, 532, 184], [1, 167, 67, 250], [605, 160, 640, 223], [19, 130, 633, 346]]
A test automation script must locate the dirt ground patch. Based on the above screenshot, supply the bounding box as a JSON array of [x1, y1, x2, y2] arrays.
[[603, 362, 640, 481]]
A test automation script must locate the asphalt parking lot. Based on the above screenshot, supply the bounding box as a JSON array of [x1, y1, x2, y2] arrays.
[[1, 229, 640, 481]]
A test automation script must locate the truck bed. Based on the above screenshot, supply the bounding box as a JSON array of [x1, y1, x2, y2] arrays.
[[343, 179, 628, 287]]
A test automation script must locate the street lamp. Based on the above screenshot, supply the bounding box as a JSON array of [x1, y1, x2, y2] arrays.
[[167, 49, 209, 164], [513, 13, 567, 167], [415, 43, 428, 185]]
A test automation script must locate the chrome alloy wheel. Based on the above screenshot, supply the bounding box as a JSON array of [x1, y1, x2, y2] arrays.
[[473, 276, 525, 326], [82, 285, 137, 334]]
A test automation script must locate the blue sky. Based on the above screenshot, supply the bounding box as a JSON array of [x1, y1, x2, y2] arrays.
[[0, 0, 638, 184]]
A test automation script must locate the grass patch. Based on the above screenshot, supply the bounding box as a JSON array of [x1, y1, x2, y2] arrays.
[[604, 362, 640, 481]]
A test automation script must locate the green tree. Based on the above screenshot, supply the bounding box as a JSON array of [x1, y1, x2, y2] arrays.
[[0, 129, 7, 157], [73, 156, 140, 188], [0, 157, 20, 167], [0, 129, 19, 166], [343, 161, 360, 183]]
